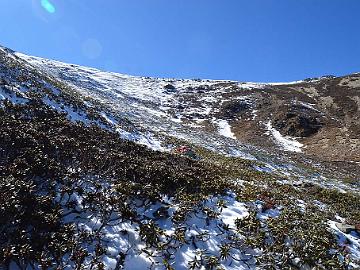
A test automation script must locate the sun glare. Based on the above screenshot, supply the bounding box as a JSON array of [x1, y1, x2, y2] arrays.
[[41, 0, 56, 13]]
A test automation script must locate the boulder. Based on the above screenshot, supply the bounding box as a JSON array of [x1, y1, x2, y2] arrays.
[[164, 84, 176, 91]]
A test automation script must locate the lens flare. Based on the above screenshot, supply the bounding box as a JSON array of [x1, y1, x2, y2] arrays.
[[41, 0, 56, 13]]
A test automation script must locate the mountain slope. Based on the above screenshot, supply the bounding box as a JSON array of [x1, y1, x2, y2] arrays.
[[16, 51, 360, 160], [0, 45, 359, 269]]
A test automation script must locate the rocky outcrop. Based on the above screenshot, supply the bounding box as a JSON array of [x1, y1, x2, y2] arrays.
[[273, 104, 324, 137]]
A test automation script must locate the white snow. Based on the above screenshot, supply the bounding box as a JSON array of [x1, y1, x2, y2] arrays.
[[57, 185, 263, 270], [42, 97, 89, 124], [100, 112, 118, 126], [298, 101, 319, 111], [0, 45, 355, 270], [115, 127, 166, 152], [213, 119, 236, 139], [170, 116, 183, 123], [219, 199, 249, 229], [267, 80, 306, 86], [251, 109, 258, 120], [238, 82, 267, 89], [199, 95, 218, 103], [123, 254, 153, 270], [329, 220, 360, 268], [256, 205, 282, 221], [13, 50, 309, 161], [0, 86, 28, 105], [136, 132, 165, 151], [253, 164, 276, 173], [265, 121, 303, 153]]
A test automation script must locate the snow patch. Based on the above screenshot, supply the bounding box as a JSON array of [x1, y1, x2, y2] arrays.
[[213, 119, 236, 139], [0, 86, 28, 104], [116, 128, 165, 152], [329, 220, 360, 268], [265, 121, 303, 153], [227, 148, 257, 161], [43, 97, 89, 124], [220, 199, 249, 229]]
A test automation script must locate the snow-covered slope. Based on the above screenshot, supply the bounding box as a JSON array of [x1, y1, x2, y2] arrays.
[[15, 52, 263, 156], [0, 46, 359, 269]]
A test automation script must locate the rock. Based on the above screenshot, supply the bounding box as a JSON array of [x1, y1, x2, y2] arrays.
[[273, 105, 323, 137], [302, 182, 314, 188], [220, 100, 251, 119], [164, 84, 176, 91], [293, 180, 304, 187]]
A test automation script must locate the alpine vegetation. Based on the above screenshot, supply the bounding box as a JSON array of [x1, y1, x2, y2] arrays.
[[0, 45, 359, 269]]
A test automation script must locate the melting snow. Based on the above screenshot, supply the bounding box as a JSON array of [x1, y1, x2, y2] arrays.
[[58, 185, 261, 270], [219, 199, 249, 229], [227, 148, 257, 160], [0, 86, 28, 104], [265, 121, 303, 153], [267, 80, 305, 86], [329, 221, 360, 268], [213, 119, 236, 139], [42, 97, 89, 124]]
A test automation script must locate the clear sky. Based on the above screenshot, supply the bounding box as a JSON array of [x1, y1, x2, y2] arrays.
[[0, 0, 359, 82]]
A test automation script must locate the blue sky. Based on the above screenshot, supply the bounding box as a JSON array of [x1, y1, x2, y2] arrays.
[[0, 0, 359, 82]]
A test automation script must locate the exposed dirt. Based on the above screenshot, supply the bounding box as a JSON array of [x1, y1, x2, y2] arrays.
[[205, 75, 360, 163]]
